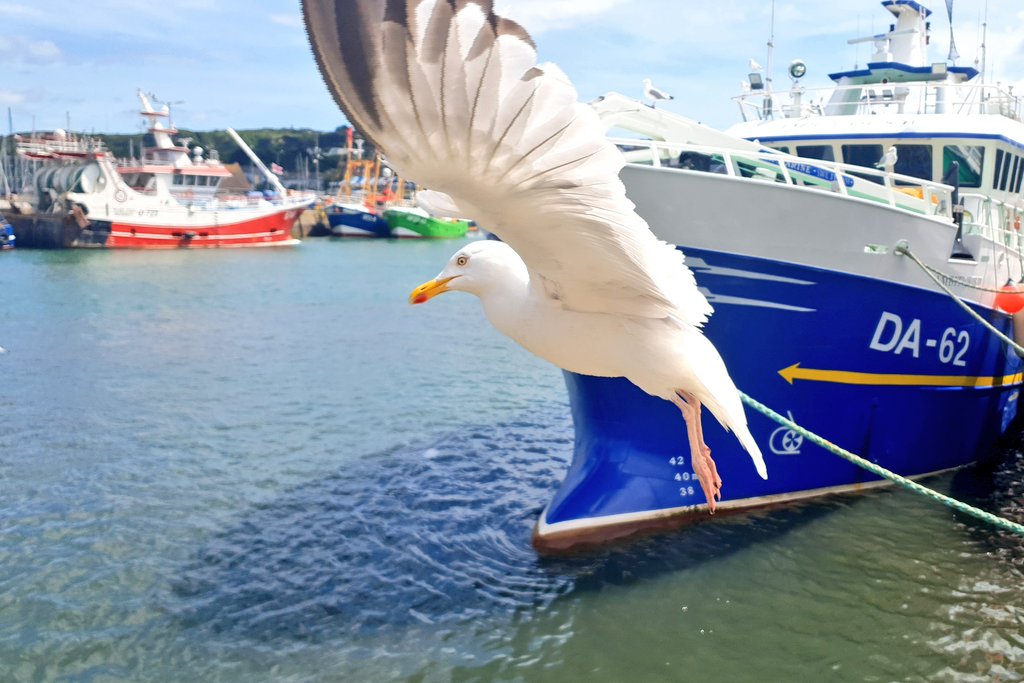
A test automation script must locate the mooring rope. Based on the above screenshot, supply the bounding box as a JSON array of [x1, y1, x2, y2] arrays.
[[900, 247, 1015, 293], [736, 243, 1024, 535], [896, 243, 1024, 357], [738, 391, 1024, 536]]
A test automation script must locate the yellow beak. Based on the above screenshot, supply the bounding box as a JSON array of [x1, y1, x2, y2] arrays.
[[409, 275, 458, 304]]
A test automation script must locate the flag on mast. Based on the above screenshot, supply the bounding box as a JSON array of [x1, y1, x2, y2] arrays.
[[946, 0, 960, 62]]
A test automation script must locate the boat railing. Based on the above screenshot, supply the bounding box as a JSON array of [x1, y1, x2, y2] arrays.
[[15, 133, 107, 158], [611, 137, 955, 221], [733, 81, 1022, 122], [960, 193, 1024, 249]]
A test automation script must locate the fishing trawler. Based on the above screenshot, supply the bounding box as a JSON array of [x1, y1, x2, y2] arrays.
[[384, 206, 471, 239], [534, 0, 1024, 552], [14, 91, 314, 248]]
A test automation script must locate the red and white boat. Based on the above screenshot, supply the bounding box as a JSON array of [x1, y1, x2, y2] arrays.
[[16, 91, 314, 249]]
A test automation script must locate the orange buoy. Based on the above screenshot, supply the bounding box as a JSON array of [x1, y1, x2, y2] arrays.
[[995, 280, 1024, 314]]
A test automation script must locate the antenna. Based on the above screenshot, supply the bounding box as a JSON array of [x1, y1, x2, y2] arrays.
[[766, 0, 776, 94], [981, 0, 988, 82], [974, 2, 988, 82]]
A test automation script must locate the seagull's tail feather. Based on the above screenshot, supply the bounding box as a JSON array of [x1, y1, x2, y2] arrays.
[[732, 423, 768, 480], [700, 392, 768, 480], [685, 332, 768, 479]]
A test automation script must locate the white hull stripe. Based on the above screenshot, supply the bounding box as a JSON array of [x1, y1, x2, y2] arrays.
[[700, 288, 817, 312], [687, 257, 817, 285]]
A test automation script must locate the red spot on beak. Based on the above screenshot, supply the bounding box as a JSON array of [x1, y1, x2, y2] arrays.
[[412, 294, 429, 305]]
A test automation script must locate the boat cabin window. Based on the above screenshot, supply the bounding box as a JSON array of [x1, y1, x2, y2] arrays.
[[997, 150, 1013, 190], [197, 176, 208, 186], [1001, 151, 1024, 193], [943, 145, 984, 188], [841, 144, 883, 169], [172, 174, 184, 186], [132, 173, 155, 191], [841, 144, 884, 184], [795, 145, 834, 162], [677, 151, 726, 173], [185, 175, 196, 186], [893, 144, 932, 184]]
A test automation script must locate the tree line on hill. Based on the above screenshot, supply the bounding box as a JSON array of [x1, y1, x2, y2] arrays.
[[6, 125, 379, 188]]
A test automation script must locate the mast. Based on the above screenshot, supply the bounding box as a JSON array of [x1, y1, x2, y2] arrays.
[[226, 127, 287, 195], [980, 0, 988, 82], [0, 108, 11, 198], [765, 0, 776, 95]]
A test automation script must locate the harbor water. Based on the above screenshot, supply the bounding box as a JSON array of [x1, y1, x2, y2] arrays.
[[2, 238, 1024, 682]]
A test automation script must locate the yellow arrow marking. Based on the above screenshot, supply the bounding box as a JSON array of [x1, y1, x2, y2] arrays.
[[778, 363, 1024, 388]]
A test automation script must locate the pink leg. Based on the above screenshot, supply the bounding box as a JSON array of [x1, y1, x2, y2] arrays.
[[672, 391, 722, 513]]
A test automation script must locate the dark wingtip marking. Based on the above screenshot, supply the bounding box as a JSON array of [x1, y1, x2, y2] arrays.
[[522, 66, 544, 82], [495, 16, 536, 50], [382, 0, 409, 26], [302, 0, 383, 133]]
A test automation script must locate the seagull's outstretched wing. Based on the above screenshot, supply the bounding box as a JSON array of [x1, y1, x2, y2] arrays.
[[303, 0, 712, 326]]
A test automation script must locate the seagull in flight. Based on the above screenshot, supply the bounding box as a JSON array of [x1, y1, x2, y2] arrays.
[[302, 0, 767, 511], [642, 78, 674, 108]]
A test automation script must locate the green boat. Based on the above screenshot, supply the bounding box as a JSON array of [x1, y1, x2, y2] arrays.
[[383, 207, 470, 239]]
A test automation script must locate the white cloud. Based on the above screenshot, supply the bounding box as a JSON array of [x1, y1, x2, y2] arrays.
[[499, 0, 628, 34], [0, 89, 26, 106], [25, 39, 60, 62], [270, 13, 302, 28], [0, 2, 43, 18], [0, 36, 62, 65]]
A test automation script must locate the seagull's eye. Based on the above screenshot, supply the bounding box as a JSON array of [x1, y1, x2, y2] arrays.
[[456, 255, 469, 267]]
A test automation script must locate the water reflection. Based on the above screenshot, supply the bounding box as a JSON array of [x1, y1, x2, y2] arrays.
[[172, 403, 840, 649]]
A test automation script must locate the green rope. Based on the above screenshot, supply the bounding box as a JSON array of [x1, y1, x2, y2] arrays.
[[738, 391, 1024, 536], [896, 244, 1024, 357]]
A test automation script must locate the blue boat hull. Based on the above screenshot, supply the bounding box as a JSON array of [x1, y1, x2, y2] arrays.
[[327, 205, 390, 238], [535, 247, 1022, 551]]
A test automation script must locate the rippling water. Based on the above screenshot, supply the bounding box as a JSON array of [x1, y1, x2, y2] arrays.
[[2, 239, 1024, 682]]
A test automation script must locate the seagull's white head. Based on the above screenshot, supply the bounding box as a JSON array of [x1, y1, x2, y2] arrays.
[[409, 240, 526, 304], [642, 78, 652, 87]]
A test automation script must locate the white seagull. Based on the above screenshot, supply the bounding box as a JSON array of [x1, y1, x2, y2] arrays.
[[642, 78, 674, 108], [876, 145, 898, 170], [302, 0, 767, 510]]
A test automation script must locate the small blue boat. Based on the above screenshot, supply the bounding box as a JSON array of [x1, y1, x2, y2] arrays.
[[1, 218, 14, 250], [326, 202, 391, 238]]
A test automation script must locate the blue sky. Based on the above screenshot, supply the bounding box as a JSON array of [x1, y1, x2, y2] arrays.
[[2, 0, 1022, 135]]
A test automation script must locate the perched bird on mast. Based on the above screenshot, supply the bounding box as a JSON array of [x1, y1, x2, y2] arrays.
[[301, 0, 767, 510]]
